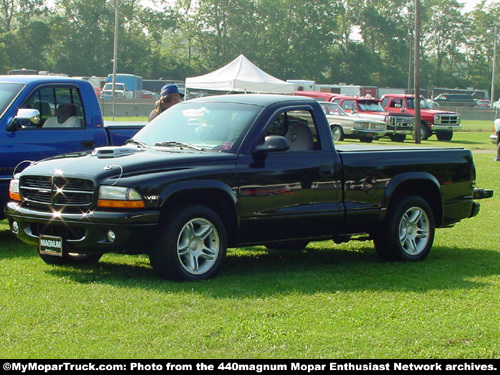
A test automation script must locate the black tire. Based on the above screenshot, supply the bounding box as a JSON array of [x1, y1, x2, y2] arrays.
[[373, 195, 435, 261], [264, 240, 309, 251], [389, 134, 406, 142], [436, 130, 453, 141], [39, 252, 103, 265], [331, 125, 344, 141], [419, 121, 431, 140], [149, 204, 227, 281]]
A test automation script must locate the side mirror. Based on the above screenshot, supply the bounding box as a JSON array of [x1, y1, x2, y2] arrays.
[[7, 108, 41, 131], [254, 135, 290, 154]]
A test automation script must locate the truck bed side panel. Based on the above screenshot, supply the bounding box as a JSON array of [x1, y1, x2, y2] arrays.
[[337, 146, 475, 231]]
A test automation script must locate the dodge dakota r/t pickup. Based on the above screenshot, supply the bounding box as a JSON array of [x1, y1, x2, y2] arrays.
[[4, 95, 492, 280]]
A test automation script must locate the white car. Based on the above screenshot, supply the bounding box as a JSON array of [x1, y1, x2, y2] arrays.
[[99, 83, 134, 99], [319, 102, 386, 142], [490, 118, 500, 144], [493, 99, 500, 109]]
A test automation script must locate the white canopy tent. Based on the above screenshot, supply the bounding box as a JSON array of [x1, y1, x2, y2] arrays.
[[185, 54, 294, 94]]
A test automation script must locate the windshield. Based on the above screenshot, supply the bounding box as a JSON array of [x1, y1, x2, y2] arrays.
[[406, 97, 433, 109], [358, 100, 385, 112], [320, 102, 347, 116], [133, 101, 262, 152], [103, 83, 124, 90], [0, 82, 24, 115]]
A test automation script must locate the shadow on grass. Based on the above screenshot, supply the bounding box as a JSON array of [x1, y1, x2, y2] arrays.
[[43, 241, 500, 297], [0, 229, 38, 260]]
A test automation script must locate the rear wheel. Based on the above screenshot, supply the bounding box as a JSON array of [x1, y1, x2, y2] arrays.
[[373, 195, 435, 261], [149, 204, 227, 281]]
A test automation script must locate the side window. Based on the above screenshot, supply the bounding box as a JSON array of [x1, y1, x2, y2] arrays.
[[265, 110, 320, 152], [22, 86, 84, 129], [381, 97, 389, 107], [340, 100, 355, 111], [391, 99, 402, 108]]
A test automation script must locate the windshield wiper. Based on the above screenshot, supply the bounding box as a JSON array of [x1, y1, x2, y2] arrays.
[[125, 139, 148, 148], [154, 141, 204, 151]]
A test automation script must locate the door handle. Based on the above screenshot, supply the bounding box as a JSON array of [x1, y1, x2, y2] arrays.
[[319, 166, 334, 177]]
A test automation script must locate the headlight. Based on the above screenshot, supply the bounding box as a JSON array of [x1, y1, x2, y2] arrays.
[[354, 122, 363, 129], [9, 179, 21, 201], [434, 115, 440, 122], [98, 186, 145, 208]]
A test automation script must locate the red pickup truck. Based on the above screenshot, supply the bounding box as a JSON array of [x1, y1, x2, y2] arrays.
[[331, 95, 414, 142], [380, 94, 462, 141]]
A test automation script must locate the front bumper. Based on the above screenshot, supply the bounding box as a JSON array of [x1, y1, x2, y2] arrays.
[[5, 202, 160, 254], [431, 124, 462, 131], [351, 129, 387, 137], [385, 128, 413, 135]]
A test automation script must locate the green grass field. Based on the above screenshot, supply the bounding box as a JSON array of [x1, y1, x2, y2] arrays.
[[1, 127, 499, 359]]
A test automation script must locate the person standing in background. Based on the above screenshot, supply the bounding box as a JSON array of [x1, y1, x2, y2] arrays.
[[148, 84, 184, 122], [495, 118, 500, 161]]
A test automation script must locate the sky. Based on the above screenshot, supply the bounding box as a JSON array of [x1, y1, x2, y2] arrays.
[[459, 0, 497, 12]]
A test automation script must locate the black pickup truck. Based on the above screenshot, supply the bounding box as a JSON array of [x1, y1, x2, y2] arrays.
[[4, 95, 492, 280]]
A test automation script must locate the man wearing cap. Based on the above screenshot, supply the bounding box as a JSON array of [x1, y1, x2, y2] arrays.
[[148, 84, 184, 122]]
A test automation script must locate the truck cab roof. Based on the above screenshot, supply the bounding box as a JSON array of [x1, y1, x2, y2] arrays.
[[0, 75, 84, 85]]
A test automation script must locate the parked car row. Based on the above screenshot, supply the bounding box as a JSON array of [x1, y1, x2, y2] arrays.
[[294, 91, 461, 142]]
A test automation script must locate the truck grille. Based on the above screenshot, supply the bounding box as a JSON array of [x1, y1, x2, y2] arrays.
[[435, 115, 460, 125], [386, 116, 414, 130], [19, 175, 95, 207], [368, 122, 385, 130]]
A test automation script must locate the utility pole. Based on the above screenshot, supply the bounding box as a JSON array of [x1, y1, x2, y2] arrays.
[[491, 26, 498, 106], [112, 0, 120, 120], [408, 27, 413, 94], [414, 0, 421, 144]]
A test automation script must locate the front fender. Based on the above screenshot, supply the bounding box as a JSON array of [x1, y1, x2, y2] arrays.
[[158, 179, 238, 207]]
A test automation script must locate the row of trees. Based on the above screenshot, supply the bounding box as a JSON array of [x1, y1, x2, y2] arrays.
[[0, 0, 499, 93]]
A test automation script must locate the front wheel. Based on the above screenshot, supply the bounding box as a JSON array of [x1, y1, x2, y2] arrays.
[[149, 204, 227, 281], [373, 195, 435, 261], [436, 130, 453, 141], [389, 134, 406, 142], [419, 121, 431, 140], [331, 125, 344, 141]]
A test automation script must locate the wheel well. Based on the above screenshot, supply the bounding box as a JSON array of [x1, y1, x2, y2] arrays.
[[386, 180, 443, 225], [159, 189, 239, 246]]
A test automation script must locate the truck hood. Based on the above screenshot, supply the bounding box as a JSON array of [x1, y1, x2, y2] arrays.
[[420, 109, 459, 115], [19, 145, 237, 181], [398, 108, 459, 115], [353, 111, 413, 118]]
